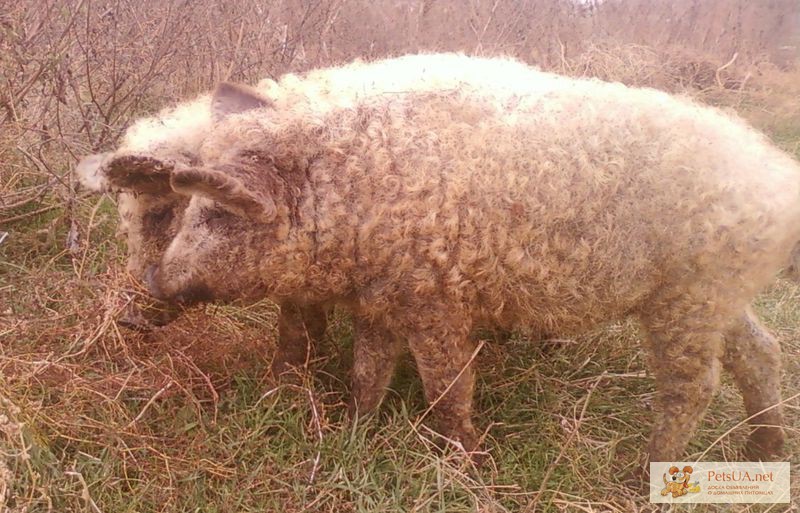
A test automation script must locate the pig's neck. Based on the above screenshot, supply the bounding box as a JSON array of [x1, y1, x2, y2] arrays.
[[281, 152, 358, 303], [266, 113, 390, 304]]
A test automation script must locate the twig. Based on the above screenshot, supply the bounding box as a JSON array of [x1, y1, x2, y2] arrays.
[[473, 0, 503, 54], [0, 204, 61, 225], [64, 469, 104, 513], [696, 390, 800, 462], [413, 340, 486, 426], [530, 371, 606, 510], [307, 387, 323, 484], [126, 382, 173, 428], [76, 195, 104, 278], [715, 52, 738, 88]]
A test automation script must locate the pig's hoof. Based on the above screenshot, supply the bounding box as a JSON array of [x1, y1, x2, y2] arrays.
[[744, 428, 785, 461]]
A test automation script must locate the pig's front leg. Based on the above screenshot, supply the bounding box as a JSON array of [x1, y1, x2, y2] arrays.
[[349, 313, 404, 416], [270, 302, 328, 378], [393, 305, 480, 453]]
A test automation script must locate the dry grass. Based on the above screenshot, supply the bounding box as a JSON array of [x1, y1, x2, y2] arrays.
[[2, 1, 799, 511]]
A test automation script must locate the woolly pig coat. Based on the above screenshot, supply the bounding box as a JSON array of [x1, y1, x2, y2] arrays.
[[79, 54, 800, 463], [188, 66, 800, 336]]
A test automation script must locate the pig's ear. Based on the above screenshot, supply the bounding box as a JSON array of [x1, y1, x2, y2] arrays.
[[104, 155, 175, 193], [170, 166, 276, 222], [211, 82, 271, 122], [75, 153, 174, 194], [75, 152, 113, 192]]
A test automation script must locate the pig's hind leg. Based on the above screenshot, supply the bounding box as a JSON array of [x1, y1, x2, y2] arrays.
[[722, 307, 785, 460], [639, 295, 727, 463], [392, 304, 480, 453]]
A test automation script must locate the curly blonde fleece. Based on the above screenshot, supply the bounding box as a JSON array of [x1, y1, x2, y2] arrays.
[[119, 54, 537, 157], [109, 54, 522, 268], [105, 54, 549, 369], [94, 54, 800, 465], [190, 65, 800, 331], [152, 56, 800, 461]]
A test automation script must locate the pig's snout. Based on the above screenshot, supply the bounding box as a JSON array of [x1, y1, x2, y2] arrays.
[[117, 294, 182, 331], [144, 263, 213, 306]]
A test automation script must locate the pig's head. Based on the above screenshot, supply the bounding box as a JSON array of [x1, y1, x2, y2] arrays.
[[145, 154, 294, 306], [75, 81, 308, 324]]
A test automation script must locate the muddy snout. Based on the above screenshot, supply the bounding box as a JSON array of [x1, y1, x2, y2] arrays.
[[143, 263, 214, 306], [116, 265, 182, 331], [117, 296, 183, 331]]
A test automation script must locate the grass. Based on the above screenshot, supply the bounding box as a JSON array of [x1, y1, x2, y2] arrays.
[[2, 58, 800, 513], [3, 257, 799, 512]]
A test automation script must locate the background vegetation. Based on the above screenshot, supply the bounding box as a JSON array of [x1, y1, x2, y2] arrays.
[[1, 0, 799, 511]]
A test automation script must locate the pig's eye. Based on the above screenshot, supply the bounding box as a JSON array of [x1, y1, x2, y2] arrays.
[[143, 207, 174, 232], [201, 209, 228, 228]]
